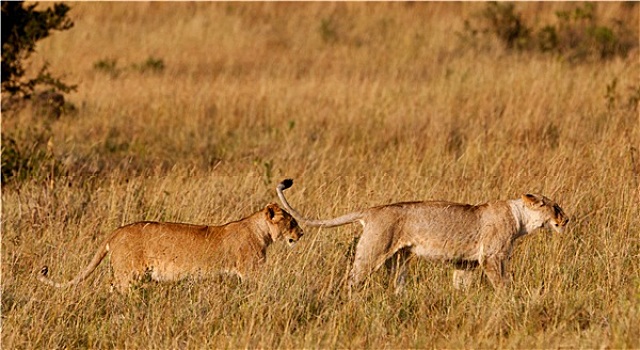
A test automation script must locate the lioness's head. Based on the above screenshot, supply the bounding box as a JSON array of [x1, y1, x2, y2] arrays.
[[264, 203, 304, 246], [522, 193, 569, 234]]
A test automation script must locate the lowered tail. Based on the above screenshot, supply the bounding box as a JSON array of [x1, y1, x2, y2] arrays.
[[38, 239, 110, 288], [276, 179, 363, 228]]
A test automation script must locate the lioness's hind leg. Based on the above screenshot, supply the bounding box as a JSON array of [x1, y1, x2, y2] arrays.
[[109, 250, 145, 293], [385, 248, 411, 295], [111, 267, 145, 293], [349, 227, 401, 290]]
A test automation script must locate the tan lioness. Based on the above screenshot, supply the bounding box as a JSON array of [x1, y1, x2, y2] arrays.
[[276, 179, 568, 293], [38, 203, 303, 292]]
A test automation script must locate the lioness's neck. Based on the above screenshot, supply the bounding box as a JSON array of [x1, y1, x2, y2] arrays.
[[508, 198, 532, 237], [250, 212, 275, 245]]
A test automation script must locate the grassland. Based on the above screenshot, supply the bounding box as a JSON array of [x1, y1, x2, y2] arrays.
[[2, 2, 639, 348]]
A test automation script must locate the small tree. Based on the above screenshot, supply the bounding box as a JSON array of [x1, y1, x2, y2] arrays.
[[2, 1, 76, 184], [1, 1, 76, 102]]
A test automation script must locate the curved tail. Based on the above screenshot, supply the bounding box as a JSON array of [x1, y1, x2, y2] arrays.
[[276, 179, 363, 228], [38, 239, 110, 288]]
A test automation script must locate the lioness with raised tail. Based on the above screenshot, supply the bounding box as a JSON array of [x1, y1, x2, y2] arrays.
[[38, 203, 303, 292], [276, 179, 568, 293]]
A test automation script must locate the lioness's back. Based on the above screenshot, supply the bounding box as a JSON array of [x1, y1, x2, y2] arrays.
[[366, 201, 484, 237], [110, 221, 243, 257]]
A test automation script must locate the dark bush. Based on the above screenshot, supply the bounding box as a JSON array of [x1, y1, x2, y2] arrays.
[[93, 58, 120, 77], [482, 2, 531, 50], [1, 129, 60, 185], [459, 2, 638, 62], [133, 57, 165, 74], [1, 1, 76, 105]]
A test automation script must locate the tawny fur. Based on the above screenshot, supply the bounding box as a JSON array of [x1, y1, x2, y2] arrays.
[[276, 179, 568, 293], [38, 203, 303, 292]]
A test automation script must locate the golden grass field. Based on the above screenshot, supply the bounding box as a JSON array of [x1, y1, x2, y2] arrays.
[[2, 2, 639, 348]]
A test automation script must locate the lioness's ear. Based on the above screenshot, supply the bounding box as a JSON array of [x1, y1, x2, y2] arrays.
[[523, 194, 544, 207], [265, 203, 282, 222]]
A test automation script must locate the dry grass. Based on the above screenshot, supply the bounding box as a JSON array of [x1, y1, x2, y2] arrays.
[[2, 2, 639, 348]]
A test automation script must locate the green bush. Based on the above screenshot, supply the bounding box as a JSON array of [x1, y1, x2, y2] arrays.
[[460, 2, 637, 62], [93, 58, 120, 77], [319, 18, 338, 44], [1, 137, 27, 183], [482, 2, 531, 50], [132, 57, 165, 74], [1, 129, 60, 185], [93, 56, 166, 77]]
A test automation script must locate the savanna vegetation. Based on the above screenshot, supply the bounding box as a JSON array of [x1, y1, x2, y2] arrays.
[[2, 2, 639, 348]]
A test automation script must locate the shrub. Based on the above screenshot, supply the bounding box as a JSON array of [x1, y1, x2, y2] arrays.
[[93, 57, 166, 77], [132, 57, 165, 74], [1, 1, 76, 105], [1, 137, 27, 184], [319, 18, 338, 44], [93, 58, 120, 77], [482, 2, 531, 50], [1, 128, 60, 185], [459, 2, 638, 62]]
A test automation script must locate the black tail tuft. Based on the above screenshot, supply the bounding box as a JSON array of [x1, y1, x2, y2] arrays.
[[279, 178, 294, 190]]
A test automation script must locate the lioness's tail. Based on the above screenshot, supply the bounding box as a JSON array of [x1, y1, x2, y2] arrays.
[[38, 239, 110, 288], [276, 179, 363, 228]]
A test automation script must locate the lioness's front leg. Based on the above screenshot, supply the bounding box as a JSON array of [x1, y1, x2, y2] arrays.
[[482, 255, 511, 289], [452, 269, 475, 290], [451, 260, 479, 290]]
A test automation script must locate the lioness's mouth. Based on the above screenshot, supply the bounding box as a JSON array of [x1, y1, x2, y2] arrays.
[[549, 222, 564, 234]]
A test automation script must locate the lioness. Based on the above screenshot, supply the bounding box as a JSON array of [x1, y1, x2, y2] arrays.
[[38, 203, 303, 292], [276, 179, 568, 293]]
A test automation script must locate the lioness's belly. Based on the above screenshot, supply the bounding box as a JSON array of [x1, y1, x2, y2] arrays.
[[148, 263, 213, 282], [410, 237, 480, 261]]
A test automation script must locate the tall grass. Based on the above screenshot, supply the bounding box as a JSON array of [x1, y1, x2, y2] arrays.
[[3, 2, 639, 348]]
